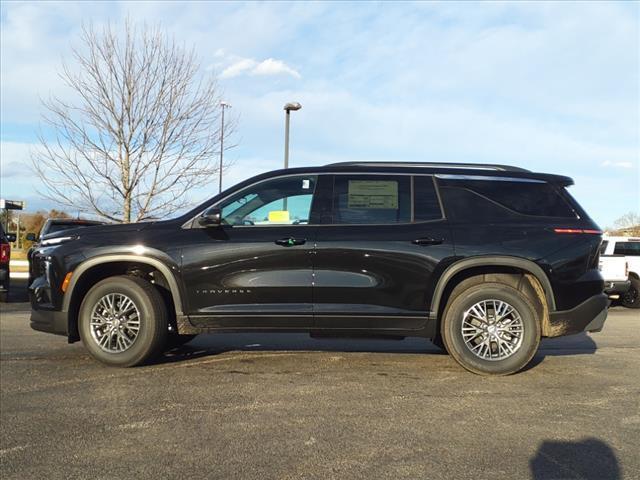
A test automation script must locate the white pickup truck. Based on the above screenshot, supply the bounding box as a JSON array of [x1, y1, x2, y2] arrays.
[[599, 236, 640, 308]]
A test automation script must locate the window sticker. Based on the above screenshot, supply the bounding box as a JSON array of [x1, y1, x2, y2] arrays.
[[268, 210, 290, 223], [347, 180, 398, 209], [302, 179, 311, 190]]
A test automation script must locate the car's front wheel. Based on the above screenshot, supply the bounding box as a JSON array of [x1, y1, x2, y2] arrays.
[[441, 283, 541, 375], [79, 275, 168, 367]]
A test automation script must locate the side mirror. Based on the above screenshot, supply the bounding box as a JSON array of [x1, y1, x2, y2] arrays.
[[26, 233, 37, 242], [6, 233, 17, 243], [198, 208, 222, 227]]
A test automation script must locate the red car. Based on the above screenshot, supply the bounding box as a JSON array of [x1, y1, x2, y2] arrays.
[[0, 225, 16, 302]]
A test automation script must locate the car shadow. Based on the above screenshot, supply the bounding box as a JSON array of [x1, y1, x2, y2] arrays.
[[153, 333, 445, 365], [521, 332, 598, 371], [154, 330, 599, 368], [530, 437, 620, 480]]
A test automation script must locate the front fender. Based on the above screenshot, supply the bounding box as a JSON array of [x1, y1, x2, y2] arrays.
[[62, 250, 185, 317]]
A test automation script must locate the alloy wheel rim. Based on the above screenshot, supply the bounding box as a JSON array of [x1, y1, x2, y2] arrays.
[[461, 299, 524, 361], [90, 293, 141, 353]]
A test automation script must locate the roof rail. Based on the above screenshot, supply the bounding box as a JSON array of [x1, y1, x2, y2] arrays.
[[327, 161, 530, 172]]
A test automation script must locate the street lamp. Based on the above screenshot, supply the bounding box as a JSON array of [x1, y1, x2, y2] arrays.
[[218, 101, 231, 193], [283, 102, 302, 169]]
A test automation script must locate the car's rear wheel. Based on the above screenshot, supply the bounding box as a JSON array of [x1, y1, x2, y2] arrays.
[[621, 277, 640, 309], [441, 283, 540, 375], [79, 275, 168, 367]]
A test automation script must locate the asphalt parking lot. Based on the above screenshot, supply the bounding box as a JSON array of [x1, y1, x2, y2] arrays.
[[1, 281, 638, 480]]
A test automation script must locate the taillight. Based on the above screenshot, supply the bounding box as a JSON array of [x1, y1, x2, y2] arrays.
[[553, 228, 602, 234], [0, 244, 9, 263]]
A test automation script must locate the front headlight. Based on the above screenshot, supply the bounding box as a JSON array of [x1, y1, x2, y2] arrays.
[[40, 236, 78, 246]]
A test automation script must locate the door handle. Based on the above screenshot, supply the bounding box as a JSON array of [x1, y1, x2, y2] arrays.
[[275, 237, 306, 247], [412, 238, 443, 246]]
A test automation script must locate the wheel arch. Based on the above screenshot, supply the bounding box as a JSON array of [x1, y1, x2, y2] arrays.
[[431, 256, 556, 317], [63, 254, 184, 342]]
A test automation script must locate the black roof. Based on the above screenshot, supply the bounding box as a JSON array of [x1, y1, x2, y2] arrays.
[[328, 161, 530, 172], [263, 162, 573, 185]]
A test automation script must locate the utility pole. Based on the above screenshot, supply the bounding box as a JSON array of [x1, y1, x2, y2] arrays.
[[218, 101, 231, 194], [283, 102, 302, 169]]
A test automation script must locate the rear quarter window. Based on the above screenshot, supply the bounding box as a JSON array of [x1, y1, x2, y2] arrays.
[[437, 176, 577, 220]]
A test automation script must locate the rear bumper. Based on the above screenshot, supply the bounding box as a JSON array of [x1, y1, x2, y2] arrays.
[[546, 293, 609, 337], [30, 308, 68, 337], [604, 280, 630, 295]]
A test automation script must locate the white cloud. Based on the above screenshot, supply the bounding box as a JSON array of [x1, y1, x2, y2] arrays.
[[601, 161, 636, 169], [221, 58, 258, 78], [251, 58, 301, 78], [220, 56, 300, 79]]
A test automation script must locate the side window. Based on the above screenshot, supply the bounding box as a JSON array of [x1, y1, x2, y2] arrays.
[[219, 175, 317, 226], [437, 176, 577, 220], [413, 176, 443, 221], [613, 242, 640, 256], [332, 175, 411, 224]]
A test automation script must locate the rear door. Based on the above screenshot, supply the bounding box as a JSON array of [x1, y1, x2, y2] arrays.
[[313, 173, 454, 331]]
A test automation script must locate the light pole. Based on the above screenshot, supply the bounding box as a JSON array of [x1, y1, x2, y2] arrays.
[[218, 101, 231, 193], [283, 102, 302, 169]]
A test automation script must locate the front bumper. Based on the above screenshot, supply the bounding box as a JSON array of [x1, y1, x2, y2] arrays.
[[604, 280, 630, 295], [30, 308, 68, 337], [546, 293, 609, 337]]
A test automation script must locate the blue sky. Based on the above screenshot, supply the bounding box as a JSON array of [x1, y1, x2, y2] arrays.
[[1, 1, 638, 227]]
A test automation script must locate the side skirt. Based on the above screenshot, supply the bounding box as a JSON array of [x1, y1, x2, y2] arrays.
[[176, 314, 438, 338]]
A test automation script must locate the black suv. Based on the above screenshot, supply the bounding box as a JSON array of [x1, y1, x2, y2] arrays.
[[29, 162, 607, 375]]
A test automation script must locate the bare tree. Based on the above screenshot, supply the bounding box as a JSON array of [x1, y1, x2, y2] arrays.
[[32, 21, 235, 223], [613, 212, 640, 230]]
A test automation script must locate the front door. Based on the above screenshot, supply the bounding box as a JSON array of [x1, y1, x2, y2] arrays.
[[313, 173, 454, 332], [180, 174, 319, 329]]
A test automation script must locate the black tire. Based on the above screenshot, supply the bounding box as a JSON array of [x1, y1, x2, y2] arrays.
[[168, 334, 197, 348], [0, 291, 7, 303], [78, 275, 168, 367], [621, 277, 640, 309], [441, 283, 541, 376]]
